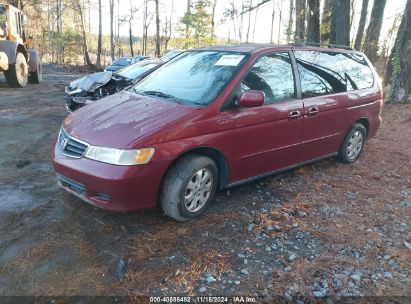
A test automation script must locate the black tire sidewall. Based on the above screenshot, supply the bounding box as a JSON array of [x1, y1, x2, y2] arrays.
[[339, 123, 367, 163], [161, 155, 218, 221], [5, 52, 28, 87]]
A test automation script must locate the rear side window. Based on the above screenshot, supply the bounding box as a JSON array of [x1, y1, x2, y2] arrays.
[[294, 51, 374, 98], [241, 52, 296, 104]]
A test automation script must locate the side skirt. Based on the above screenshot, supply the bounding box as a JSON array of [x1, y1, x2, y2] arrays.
[[226, 152, 338, 188]]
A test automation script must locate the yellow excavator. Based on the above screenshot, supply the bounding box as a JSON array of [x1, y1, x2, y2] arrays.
[[0, 2, 41, 87]]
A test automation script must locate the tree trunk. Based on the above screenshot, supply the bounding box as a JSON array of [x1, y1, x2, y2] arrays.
[[286, 0, 294, 43], [246, 0, 253, 42], [252, 6, 259, 42], [142, 0, 148, 55], [109, 0, 115, 60], [211, 0, 217, 38], [294, 0, 306, 42], [354, 0, 369, 50], [363, 0, 387, 62], [329, 0, 350, 46], [306, 0, 320, 43], [269, 0, 275, 43], [320, 0, 333, 43], [277, 0, 282, 44], [96, 0, 102, 68], [185, 0, 191, 48], [385, 0, 411, 103], [78, 1, 92, 66], [129, 22, 134, 56], [154, 0, 160, 57]]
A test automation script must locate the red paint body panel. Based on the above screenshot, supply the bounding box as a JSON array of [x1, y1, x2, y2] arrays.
[[53, 44, 383, 212]]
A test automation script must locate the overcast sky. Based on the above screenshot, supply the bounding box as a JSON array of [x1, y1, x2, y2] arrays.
[[90, 0, 406, 46]]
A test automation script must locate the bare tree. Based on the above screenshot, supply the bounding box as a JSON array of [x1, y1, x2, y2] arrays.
[[211, 0, 218, 38], [277, 0, 282, 44], [270, 0, 275, 43], [71, 0, 92, 66], [306, 0, 320, 43], [329, 0, 350, 45], [294, 0, 305, 42], [354, 0, 369, 50], [96, 0, 102, 68], [109, 0, 115, 60], [154, 0, 160, 57], [363, 0, 387, 62], [385, 0, 411, 103], [246, 0, 253, 42], [252, 5, 259, 42], [286, 0, 293, 43], [320, 0, 333, 42]]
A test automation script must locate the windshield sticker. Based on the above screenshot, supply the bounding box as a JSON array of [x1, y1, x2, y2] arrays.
[[215, 55, 245, 66]]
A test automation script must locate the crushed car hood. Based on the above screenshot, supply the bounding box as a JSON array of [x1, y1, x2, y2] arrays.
[[68, 71, 113, 93], [63, 90, 198, 148]]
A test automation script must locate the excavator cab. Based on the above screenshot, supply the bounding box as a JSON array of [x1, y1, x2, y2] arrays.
[[0, 3, 41, 87]]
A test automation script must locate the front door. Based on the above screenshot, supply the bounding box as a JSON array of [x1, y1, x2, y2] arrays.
[[227, 52, 304, 182]]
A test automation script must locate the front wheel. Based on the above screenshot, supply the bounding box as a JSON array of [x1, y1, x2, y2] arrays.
[[161, 155, 218, 221], [338, 123, 367, 163], [4, 52, 28, 87]]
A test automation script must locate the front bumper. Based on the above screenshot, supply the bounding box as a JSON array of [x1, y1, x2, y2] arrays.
[[53, 141, 170, 212]]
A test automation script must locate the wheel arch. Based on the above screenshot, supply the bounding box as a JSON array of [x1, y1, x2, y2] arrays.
[[162, 146, 230, 191], [354, 117, 369, 138]]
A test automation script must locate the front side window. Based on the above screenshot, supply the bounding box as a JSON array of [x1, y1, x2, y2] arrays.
[[241, 52, 296, 104], [132, 51, 248, 106]]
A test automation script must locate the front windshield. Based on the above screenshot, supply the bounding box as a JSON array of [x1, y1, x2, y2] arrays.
[[132, 51, 248, 106], [112, 58, 132, 66], [118, 62, 159, 80]]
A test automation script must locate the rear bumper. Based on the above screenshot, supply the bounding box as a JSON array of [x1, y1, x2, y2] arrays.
[[53, 141, 170, 212]]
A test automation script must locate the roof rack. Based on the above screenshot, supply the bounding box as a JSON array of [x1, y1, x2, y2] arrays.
[[289, 41, 354, 51]]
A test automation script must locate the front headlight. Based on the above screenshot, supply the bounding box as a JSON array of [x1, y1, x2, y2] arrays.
[[84, 146, 154, 166]]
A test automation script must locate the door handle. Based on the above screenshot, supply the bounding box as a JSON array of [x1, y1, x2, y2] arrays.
[[308, 107, 319, 115], [289, 110, 301, 119]]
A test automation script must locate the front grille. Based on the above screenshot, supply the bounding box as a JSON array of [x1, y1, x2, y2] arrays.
[[59, 175, 86, 195], [58, 128, 89, 158]]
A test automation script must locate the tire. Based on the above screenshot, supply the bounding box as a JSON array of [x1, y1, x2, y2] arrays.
[[4, 52, 28, 87], [28, 61, 42, 84], [161, 155, 218, 221], [338, 123, 367, 163]]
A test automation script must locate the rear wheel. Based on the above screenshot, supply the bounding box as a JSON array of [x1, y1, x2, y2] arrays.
[[28, 61, 42, 84], [5, 52, 28, 87], [338, 123, 367, 163], [161, 155, 218, 221]]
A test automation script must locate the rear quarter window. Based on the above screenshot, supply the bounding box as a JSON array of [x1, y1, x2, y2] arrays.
[[294, 50, 374, 98]]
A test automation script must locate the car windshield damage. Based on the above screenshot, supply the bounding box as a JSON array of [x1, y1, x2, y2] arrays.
[[132, 51, 248, 106]]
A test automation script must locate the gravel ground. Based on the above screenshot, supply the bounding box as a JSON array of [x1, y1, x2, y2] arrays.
[[0, 65, 410, 302]]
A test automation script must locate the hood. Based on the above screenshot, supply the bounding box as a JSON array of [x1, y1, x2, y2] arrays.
[[63, 90, 198, 148], [68, 71, 113, 93]]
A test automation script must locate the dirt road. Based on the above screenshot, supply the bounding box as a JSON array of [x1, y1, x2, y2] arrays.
[[0, 65, 410, 301]]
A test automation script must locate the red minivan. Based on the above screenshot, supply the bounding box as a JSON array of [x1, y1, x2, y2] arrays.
[[53, 44, 383, 221]]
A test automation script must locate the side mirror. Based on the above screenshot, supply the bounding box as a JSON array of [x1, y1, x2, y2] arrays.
[[238, 90, 265, 108]]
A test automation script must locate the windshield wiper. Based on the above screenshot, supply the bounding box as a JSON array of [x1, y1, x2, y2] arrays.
[[141, 90, 182, 103]]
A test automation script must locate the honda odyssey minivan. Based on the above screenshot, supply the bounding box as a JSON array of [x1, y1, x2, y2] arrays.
[[53, 44, 383, 221]]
